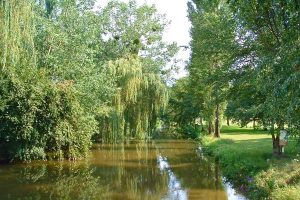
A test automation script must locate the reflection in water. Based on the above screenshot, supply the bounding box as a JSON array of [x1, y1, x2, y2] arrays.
[[158, 155, 188, 200], [0, 140, 245, 200], [224, 179, 246, 200], [0, 163, 109, 200]]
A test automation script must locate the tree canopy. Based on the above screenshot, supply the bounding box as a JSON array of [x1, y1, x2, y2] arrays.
[[167, 0, 299, 154], [0, 0, 177, 162], [0, 0, 299, 161]]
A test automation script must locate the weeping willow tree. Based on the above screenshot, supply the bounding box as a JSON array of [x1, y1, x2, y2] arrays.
[[0, 0, 176, 160], [0, 0, 36, 69], [96, 55, 168, 142], [0, 0, 96, 161], [92, 1, 176, 142]]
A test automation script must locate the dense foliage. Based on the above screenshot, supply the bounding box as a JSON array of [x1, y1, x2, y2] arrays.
[[0, 0, 177, 161], [170, 0, 299, 153]]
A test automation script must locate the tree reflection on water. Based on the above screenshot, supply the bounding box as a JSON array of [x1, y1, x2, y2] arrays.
[[0, 140, 243, 200]]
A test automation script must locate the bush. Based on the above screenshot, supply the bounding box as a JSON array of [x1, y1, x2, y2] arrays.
[[272, 186, 300, 200], [179, 124, 201, 139], [256, 161, 300, 200], [0, 68, 96, 162]]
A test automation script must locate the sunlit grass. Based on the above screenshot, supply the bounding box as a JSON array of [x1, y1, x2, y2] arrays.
[[203, 125, 300, 199]]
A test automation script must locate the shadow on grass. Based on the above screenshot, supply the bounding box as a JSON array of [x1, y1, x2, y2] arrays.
[[232, 138, 271, 145], [221, 126, 269, 135]]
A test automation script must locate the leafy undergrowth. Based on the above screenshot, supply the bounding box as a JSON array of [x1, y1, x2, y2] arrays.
[[203, 125, 300, 199]]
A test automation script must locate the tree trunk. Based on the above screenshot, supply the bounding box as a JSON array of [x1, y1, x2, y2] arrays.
[[124, 122, 128, 137], [278, 122, 284, 155], [253, 118, 256, 130], [208, 121, 213, 135], [271, 122, 283, 155], [273, 136, 283, 155], [262, 120, 268, 131], [214, 104, 220, 138], [227, 117, 230, 126], [271, 122, 277, 154], [272, 133, 279, 154], [200, 118, 205, 132]]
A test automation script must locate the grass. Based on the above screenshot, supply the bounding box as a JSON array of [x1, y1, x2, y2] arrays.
[[202, 125, 300, 200]]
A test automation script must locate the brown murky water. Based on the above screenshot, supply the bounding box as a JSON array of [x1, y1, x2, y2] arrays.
[[0, 140, 245, 200]]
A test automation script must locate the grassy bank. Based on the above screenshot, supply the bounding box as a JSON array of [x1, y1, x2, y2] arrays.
[[202, 125, 300, 199]]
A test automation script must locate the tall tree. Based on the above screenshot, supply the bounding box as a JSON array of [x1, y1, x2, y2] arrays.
[[95, 1, 177, 141], [0, 0, 36, 69], [227, 0, 300, 154], [0, 0, 177, 161], [0, 0, 97, 161], [188, 0, 237, 137]]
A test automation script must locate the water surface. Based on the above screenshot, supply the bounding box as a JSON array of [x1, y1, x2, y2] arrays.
[[0, 140, 245, 200]]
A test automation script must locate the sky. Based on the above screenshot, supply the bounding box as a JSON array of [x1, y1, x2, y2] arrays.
[[95, 0, 191, 79]]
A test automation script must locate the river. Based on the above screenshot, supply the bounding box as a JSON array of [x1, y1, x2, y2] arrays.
[[0, 140, 245, 200]]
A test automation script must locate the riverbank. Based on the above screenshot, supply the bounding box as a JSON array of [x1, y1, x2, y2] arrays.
[[202, 125, 300, 200]]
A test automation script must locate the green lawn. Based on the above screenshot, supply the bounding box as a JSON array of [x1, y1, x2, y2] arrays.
[[203, 125, 300, 200]]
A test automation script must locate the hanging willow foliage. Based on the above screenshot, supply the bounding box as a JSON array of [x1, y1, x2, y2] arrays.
[[96, 55, 168, 142], [0, 1, 97, 161], [0, 0, 36, 70]]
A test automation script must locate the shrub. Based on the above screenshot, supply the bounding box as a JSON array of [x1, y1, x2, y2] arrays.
[[178, 124, 201, 139], [0, 68, 96, 162], [271, 186, 300, 200]]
